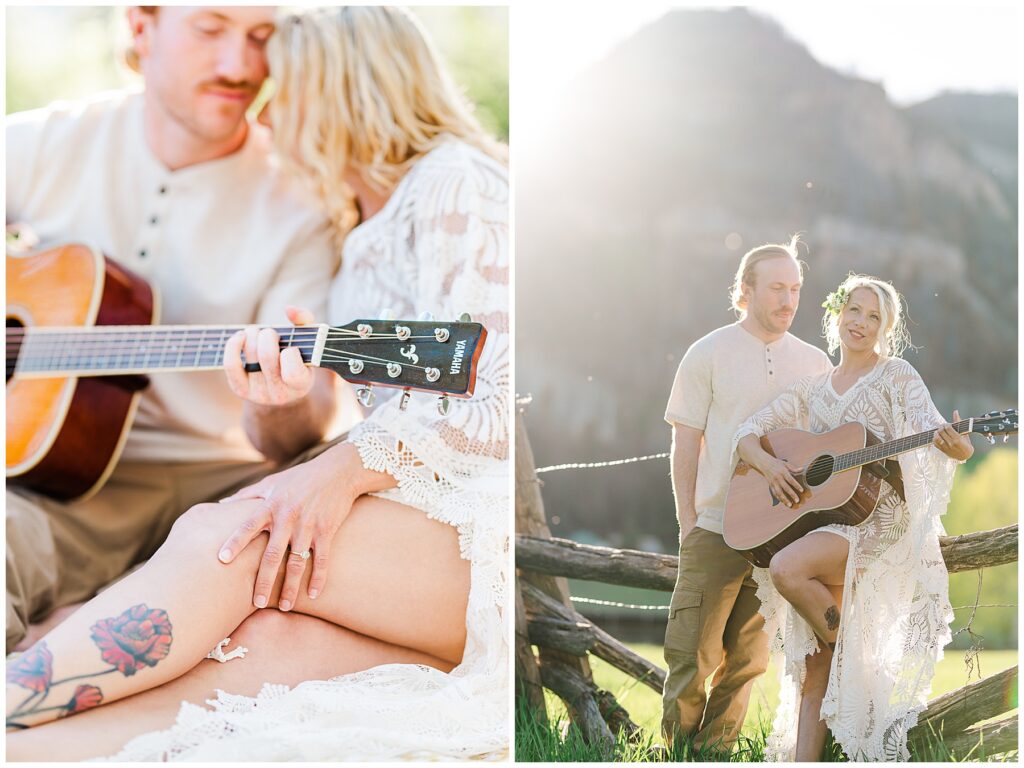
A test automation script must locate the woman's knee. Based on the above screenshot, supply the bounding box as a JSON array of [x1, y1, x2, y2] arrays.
[[768, 551, 803, 597]]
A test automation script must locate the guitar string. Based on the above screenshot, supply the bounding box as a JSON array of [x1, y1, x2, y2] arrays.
[[802, 422, 974, 485], [12, 345, 442, 376]]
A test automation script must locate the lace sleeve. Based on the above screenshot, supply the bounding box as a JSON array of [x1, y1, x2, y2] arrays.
[[890, 359, 957, 526], [731, 375, 815, 462], [345, 148, 509, 536]]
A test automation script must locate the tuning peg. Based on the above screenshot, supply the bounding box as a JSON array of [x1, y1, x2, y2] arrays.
[[425, 367, 440, 383], [458, 312, 472, 323], [985, 434, 995, 445], [417, 311, 434, 322], [434, 327, 450, 343], [357, 386, 375, 408], [357, 323, 372, 338], [348, 359, 364, 374], [399, 389, 411, 411], [379, 307, 395, 321], [386, 362, 402, 378], [437, 394, 451, 416], [1003, 435, 1010, 443], [395, 325, 411, 341]]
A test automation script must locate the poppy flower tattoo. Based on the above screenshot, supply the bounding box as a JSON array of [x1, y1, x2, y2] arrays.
[[7, 641, 53, 693], [5, 605, 172, 727], [91, 604, 173, 676]]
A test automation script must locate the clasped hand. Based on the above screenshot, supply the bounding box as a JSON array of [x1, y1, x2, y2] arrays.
[[217, 444, 362, 611]]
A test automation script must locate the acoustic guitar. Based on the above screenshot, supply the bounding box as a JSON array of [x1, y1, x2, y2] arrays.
[[722, 409, 1017, 567], [7, 244, 487, 501]]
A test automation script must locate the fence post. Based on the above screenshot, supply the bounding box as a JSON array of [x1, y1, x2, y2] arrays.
[[515, 403, 614, 750]]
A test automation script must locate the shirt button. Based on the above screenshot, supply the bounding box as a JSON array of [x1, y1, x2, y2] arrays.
[[139, 249, 148, 258]]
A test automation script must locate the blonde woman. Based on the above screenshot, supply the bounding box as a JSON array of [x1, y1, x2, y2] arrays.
[[733, 275, 972, 761], [6, 7, 508, 761]]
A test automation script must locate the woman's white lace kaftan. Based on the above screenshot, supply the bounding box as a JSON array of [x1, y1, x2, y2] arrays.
[[103, 141, 509, 761], [732, 357, 956, 762]]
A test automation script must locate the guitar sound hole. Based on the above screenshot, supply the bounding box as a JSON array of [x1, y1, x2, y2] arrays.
[[805, 455, 834, 487], [7, 317, 24, 383]]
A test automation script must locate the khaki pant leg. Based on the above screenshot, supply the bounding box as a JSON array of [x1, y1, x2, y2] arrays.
[[4, 460, 272, 653], [6, 491, 60, 652], [700, 567, 769, 748], [661, 527, 747, 743]]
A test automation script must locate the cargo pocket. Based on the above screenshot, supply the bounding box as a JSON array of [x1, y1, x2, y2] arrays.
[[663, 588, 702, 661]]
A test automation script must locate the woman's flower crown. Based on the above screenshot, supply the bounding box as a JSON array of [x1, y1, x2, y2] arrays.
[[821, 287, 849, 316]]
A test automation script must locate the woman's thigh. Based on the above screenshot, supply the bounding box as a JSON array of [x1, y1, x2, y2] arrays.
[[7, 610, 451, 762], [190, 495, 471, 665], [774, 530, 849, 587]]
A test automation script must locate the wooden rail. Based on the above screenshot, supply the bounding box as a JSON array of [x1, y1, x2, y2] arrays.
[[514, 406, 1018, 759]]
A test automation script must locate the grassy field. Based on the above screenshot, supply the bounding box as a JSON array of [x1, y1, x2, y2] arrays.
[[518, 645, 1018, 762]]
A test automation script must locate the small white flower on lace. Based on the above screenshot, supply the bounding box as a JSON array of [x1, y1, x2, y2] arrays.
[[206, 637, 249, 663]]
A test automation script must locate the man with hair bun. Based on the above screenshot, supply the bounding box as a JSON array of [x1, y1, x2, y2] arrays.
[[661, 235, 832, 751], [5, 6, 339, 654]]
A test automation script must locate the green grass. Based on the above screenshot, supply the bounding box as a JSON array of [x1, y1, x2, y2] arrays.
[[516, 645, 1018, 762]]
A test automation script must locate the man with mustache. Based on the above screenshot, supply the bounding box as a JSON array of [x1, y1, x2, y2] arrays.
[[5, 7, 339, 654], [661, 237, 832, 752]]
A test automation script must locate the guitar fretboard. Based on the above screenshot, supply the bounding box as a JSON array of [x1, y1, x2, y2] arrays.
[[8, 325, 318, 376], [834, 420, 971, 471]]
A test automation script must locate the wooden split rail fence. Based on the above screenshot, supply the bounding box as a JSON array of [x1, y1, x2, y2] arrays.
[[514, 407, 1019, 757]]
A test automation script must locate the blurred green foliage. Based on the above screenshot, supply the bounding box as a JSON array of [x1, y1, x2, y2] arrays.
[[5, 6, 508, 142], [944, 447, 1018, 650]]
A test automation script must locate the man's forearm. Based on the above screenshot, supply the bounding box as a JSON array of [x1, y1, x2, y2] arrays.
[[669, 426, 702, 539], [243, 370, 338, 462]]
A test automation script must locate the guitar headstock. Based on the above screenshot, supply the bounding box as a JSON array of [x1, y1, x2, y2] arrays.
[[318, 318, 486, 400], [971, 409, 1017, 443]]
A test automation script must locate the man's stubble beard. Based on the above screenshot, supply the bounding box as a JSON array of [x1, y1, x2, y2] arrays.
[[749, 302, 793, 336]]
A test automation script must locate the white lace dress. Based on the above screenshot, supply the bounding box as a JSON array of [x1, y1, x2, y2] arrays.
[[103, 141, 509, 761], [732, 357, 956, 762]]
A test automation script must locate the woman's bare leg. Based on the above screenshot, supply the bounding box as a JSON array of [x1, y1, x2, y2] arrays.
[[6, 496, 468, 728], [769, 534, 848, 761], [7, 609, 452, 761], [793, 585, 842, 761], [768, 532, 848, 646]]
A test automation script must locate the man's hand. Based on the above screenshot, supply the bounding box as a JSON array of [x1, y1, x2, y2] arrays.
[[224, 306, 316, 406]]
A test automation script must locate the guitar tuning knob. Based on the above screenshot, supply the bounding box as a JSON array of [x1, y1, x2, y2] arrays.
[[399, 389, 411, 411], [386, 362, 402, 378], [1003, 435, 1009, 443], [357, 386, 376, 408], [458, 312, 472, 323], [425, 367, 440, 383], [379, 307, 395, 321], [348, 359, 364, 375], [417, 311, 434, 322], [395, 325, 411, 341], [434, 328, 450, 343], [357, 323, 372, 338], [437, 394, 451, 416], [985, 433, 995, 445]]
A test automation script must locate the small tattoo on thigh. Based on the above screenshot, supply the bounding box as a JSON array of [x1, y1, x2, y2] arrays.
[[825, 605, 840, 632]]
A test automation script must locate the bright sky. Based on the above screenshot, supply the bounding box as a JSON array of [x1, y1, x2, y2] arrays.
[[514, 3, 1018, 141]]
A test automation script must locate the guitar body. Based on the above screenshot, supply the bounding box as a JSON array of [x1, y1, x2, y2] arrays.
[[723, 422, 885, 568], [7, 245, 155, 500]]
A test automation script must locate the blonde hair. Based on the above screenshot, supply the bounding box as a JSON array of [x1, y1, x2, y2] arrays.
[[729, 234, 806, 315], [822, 274, 911, 358], [267, 6, 507, 243]]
